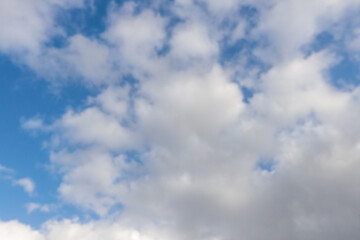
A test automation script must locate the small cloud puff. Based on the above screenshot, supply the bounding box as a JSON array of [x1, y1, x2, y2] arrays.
[[14, 178, 35, 195], [26, 203, 51, 214]]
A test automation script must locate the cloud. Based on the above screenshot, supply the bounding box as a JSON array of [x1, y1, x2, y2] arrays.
[[0, 164, 13, 173], [21, 117, 45, 130], [26, 203, 51, 214], [0, 0, 85, 55], [103, 2, 167, 77], [255, 0, 360, 61], [49, 148, 134, 216], [0, 0, 52, 54], [0, 221, 44, 240], [55, 107, 139, 150], [14, 178, 36, 195], [0, 219, 172, 240], [347, 27, 360, 54], [5, 0, 360, 239], [169, 21, 219, 62], [200, 0, 240, 14], [28, 34, 114, 86], [0, 164, 35, 195]]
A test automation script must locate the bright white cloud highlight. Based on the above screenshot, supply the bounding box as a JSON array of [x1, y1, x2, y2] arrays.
[[0, 221, 44, 240]]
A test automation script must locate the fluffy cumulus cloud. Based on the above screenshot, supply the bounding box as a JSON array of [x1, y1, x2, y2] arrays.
[[36, 34, 114, 85], [2, 0, 360, 239], [0, 0, 84, 54], [0, 221, 44, 240], [0, 219, 169, 240]]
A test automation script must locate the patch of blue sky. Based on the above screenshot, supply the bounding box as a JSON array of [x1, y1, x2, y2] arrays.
[[302, 32, 335, 71], [123, 150, 141, 163], [330, 53, 360, 90], [220, 39, 256, 62], [55, 0, 117, 38], [256, 157, 276, 172], [306, 31, 335, 54], [0, 53, 96, 226], [218, 6, 266, 73], [49, 203, 102, 224], [0, 178, 45, 228], [241, 86, 255, 104], [47, 0, 127, 50], [157, 18, 184, 57], [239, 5, 259, 29], [220, 37, 268, 104], [221, 39, 262, 104], [303, 30, 360, 90], [0, 156, 62, 228], [52, 0, 179, 45]]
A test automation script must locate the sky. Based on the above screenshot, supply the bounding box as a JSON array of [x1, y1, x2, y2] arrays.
[[1, 0, 360, 239]]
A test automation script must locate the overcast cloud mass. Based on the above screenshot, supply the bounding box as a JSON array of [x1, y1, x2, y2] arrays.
[[1, 0, 360, 239]]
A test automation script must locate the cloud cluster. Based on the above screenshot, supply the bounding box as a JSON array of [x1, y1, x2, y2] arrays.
[[2, 0, 360, 239]]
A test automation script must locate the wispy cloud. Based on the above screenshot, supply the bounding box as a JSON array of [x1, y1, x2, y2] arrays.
[[0, 164, 13, 173], [26, 203, 51, 214]]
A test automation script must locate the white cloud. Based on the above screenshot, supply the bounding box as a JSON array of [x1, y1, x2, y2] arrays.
[[251, 51, 349, 126], [14, 178, 35, 195], [0, 218, 174, 240], [49, 148, 138, 215], [136, 65, 244, 141], [255, 0, 360, 61], [21, 117, 45, 130], [0, 165, 36, 196], [26, 203, 51, 214], [347, 28, 360, 52], [0, 221, 44, 240], [31, 49, 360, 239], [0, 0, 85, 54], [0, 0, 52, 53], [10, 0, 360, 239], [0, 164, 13, 173], [169, 22, 218, 62], [29, 34, 114, 86], [55, 107, 139, 150], [88, 86, 130, 118], [103, 3, 167, 77], [199, 0, 240, 16]]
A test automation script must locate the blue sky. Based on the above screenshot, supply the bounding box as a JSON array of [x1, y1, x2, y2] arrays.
[[1, 0, 360, 239], [0, 47, 93, 227]]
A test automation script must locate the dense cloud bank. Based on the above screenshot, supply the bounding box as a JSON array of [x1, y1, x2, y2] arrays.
[[2, 0, 360, 239]]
